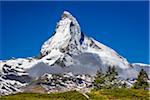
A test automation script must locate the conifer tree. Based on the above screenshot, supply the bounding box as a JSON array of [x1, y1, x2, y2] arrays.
[[104, 66, 119, 89], [94, 66, 122, 89], [133, 69, 149, 89], [94, 69, 105, 89], [105, 66, 118, 82]]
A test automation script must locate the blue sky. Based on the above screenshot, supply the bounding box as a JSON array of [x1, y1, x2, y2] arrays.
[[0, 1, 149, 64]]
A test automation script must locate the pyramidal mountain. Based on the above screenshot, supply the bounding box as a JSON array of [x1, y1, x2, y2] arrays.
[[0, 11, 149, 95]]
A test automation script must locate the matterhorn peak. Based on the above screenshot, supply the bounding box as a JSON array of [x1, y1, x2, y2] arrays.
[[41, 11, 82, 56]]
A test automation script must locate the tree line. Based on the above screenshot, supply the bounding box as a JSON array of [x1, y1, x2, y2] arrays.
[[94, 66, 149, 90]]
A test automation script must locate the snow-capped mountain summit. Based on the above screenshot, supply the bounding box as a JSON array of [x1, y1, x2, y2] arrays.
[[41, 11, 130, 69], [0, 11, 149, 95], [41, 11, 82, 56]]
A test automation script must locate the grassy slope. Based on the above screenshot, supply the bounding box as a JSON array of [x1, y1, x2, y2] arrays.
[[0, 91, 88, 100], [0, 89, 149, 100], [88, 89, 150, 100]]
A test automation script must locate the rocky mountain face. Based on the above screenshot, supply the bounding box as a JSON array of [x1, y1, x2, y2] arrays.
[[0, 11, 149, 95]]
